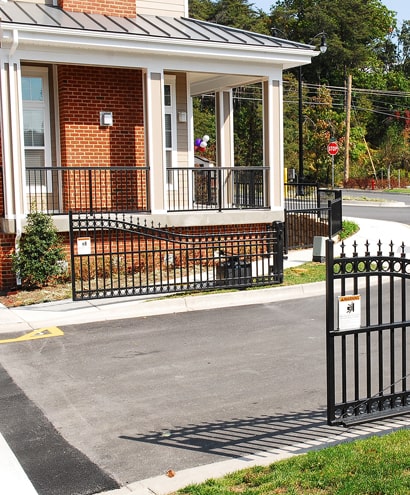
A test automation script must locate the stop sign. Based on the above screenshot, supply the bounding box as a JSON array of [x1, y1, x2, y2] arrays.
[[327, 141, 339, 156]]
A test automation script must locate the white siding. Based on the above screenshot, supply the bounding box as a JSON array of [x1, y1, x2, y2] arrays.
[[16, 0, 56, 4], [137, 0, 187, 17]]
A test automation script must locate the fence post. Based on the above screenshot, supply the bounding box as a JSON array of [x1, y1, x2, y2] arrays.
[[68, 211, 77, 301], [218, 167, 222, 212], [328, 200, 332, 239], [325, 238, 335, 425], [273, 221, 284, 283], [88, 168, 93, 214]]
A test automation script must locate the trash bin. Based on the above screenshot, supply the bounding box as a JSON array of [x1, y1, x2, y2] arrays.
[[216, 256, 252, 287]]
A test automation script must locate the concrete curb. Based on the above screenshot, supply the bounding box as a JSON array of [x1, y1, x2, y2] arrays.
[[0, 434, 38, 495]]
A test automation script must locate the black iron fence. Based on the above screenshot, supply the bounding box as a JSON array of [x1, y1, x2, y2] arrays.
[[26, 166, 150, 214], [69, 212, 284, 300], [326, 239, 410, 426], [167, 166, 269, 211], [285, 183, 342, 250], [284, 182, 319, 210]]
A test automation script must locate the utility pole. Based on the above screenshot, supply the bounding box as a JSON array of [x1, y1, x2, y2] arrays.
[[344, 73, 352, 184]]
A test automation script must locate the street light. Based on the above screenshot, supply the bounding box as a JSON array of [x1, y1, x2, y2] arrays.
[[298, 33, 327, 193]]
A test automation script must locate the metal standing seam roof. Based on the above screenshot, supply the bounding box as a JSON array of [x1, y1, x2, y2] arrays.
[[0, 1, 312, 51]]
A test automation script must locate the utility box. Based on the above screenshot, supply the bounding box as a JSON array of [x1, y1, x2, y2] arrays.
[[287, 168, 296, 181], [312, 236, 326, 262]]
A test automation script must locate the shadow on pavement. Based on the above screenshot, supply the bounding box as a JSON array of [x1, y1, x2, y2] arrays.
[[119, 409, 350, 459]]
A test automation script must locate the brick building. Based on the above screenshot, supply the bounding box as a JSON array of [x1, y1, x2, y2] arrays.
[[0, 0, 318, 290]]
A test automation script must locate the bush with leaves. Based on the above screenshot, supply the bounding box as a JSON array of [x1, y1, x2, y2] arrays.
[[11, 211, 67, 288]]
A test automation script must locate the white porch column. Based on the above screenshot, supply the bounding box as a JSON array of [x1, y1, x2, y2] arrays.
[[145, 69, 166, 213], [0, 54, 25, 234], [215, 90, 234, 168], [263, 77, 284, 210], [215, 89, 234, 207]]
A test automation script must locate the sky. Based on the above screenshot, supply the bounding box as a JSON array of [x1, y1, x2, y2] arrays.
[[252, 0, 410, 26]]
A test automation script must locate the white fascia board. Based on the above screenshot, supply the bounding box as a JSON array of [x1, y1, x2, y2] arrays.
[[1, 24, 317, 71]]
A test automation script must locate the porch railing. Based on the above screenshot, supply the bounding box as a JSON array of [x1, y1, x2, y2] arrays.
[[25, 166, 270, 214], [167, 166, 270, 212], [25, 166, 150, 214]]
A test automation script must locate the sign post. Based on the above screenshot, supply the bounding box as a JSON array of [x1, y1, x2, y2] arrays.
[[327, 141, 339, 188]]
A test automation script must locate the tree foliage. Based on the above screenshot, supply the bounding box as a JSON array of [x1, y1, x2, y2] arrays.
[[189, 0, 410, 186], [12, 211, 66, 288], [270, 0, 395, 85], [189, 0, 270, 33]]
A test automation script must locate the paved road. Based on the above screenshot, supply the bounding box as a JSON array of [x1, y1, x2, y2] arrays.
[[0, 296, 327, 492], [343, 189, 410, 225]]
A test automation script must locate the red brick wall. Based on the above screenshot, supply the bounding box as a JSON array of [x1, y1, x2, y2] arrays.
[[0, 234, 16, 290], [0, 132, 14, 290], [58, 0, 136, 17], [58, 65, 146, 211]]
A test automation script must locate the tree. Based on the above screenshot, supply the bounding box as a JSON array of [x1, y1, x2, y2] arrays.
[[303, 85, 345, 184], [270, 0, 395, 86], [398, 20, 410, 74], [189, 0, 215, 20], [377, 121, 410, 186], [233, 85, 263, 167], [189, 0, 270, 34]]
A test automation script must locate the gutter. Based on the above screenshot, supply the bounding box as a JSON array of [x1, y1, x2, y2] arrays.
[[0, 23, 318, 70], [8, 28, 22, 285]]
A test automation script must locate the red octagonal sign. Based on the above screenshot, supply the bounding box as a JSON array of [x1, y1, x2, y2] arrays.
[[327, 141, 339, 156]]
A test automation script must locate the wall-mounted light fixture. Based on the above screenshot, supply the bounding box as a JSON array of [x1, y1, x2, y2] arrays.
[[100, 111, 113, 126], [178, 111, 187, 123]]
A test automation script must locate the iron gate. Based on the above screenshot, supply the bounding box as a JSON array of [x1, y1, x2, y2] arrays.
[[326, 238, 410, 426], [284, 184, 342, 250], [69, 212, 284, 301]]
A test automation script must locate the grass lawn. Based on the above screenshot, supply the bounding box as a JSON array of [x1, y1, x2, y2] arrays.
[[388, 188, 410, 194], [177, 429, 410, 495]]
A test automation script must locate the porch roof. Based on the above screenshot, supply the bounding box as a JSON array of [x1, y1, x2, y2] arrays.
[[0, 1, 312, 52]]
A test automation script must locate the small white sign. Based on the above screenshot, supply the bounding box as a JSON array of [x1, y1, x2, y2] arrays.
[[338, 294, 361, 330], [77, 237, 92, 255]]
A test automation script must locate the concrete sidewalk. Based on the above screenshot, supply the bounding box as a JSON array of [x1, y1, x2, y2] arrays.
[[1, 217, 410, 335]]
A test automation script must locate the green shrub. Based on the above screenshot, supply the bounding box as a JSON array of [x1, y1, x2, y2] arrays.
[[11, 211, 66, 288], [339, 219, 359, 240]]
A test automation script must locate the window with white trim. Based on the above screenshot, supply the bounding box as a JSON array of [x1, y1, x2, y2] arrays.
[[164, 76, 177, 186], [22, 67, 52, 189]]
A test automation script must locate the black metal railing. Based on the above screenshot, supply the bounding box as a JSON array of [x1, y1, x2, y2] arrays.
[[25, 166, 270, 215], [69, 212, 284, 300], [284, 182, 319, 210], [326, 239, 410, 426], [167, 166, 269, 212], [285, 183, 342, 250], [25, 166, 150, 214]]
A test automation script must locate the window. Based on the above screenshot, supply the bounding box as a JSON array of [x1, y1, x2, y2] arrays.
[[22, 67, 52, 189], [164, 77, 176, 170]]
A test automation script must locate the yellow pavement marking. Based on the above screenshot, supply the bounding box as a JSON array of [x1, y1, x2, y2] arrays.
[[0, 326, 64, 344]]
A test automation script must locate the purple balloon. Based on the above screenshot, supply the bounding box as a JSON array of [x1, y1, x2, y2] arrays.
[[195, 138, 202, 146]]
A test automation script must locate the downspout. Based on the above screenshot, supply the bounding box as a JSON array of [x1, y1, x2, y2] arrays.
[[9, 29, 22, 285]]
